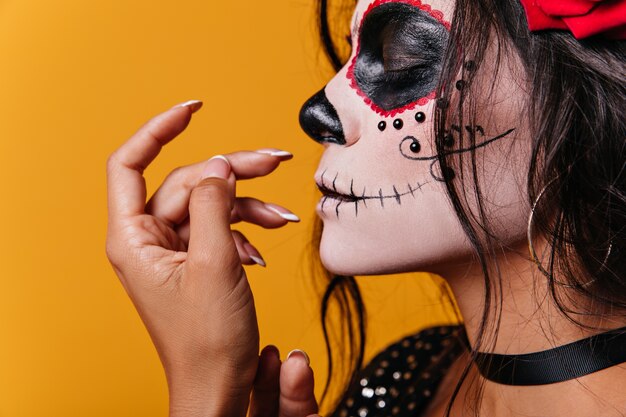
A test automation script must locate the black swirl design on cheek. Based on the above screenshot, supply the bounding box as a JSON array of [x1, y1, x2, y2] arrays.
[[398, 128, 517, 182], [400, 136, 422, 156]]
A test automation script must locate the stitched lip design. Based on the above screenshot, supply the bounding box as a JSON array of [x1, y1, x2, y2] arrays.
[[316, 169, 429, 218]]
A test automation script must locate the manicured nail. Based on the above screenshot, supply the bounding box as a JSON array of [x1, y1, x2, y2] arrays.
[[243, 242, 266, 267], [175, 100, 203, 113], [201, 155, 230, 179], [265, 204, 300, 222], [287, 349, 310, 366], [261, 345, 280, 360], [255, 149, 294, 160]]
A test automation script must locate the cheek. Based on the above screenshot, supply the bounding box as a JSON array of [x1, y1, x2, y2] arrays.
[[316, 127, 530, 277]]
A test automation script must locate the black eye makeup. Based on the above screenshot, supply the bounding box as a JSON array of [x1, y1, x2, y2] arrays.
[[347, 0, 449, 116]]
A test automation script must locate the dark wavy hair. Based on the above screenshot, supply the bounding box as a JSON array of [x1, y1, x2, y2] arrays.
[[312, 0, 626, 415]]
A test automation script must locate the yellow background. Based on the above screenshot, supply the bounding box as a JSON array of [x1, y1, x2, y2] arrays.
[[0, 1, 458, 415]]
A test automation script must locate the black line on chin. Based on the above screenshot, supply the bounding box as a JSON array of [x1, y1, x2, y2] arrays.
[[408, 183, 415, 197], [378, 188, 384, 208], [362, 187, 367, 208], [321, 195, 328, 212], [393, 185, 401, 205]]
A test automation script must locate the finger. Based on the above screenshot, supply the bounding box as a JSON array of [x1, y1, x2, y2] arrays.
[[175, 198, 300, 247], [186, 156, 241, 274], [231, 198, 300, 228], [176, 222, 266, 267], [249, 345, 282, 417], [174, 217, 190, 246], [145, 149, 292, 226], [279, 350, 318, 417], [232, 230, 253, 265], [107, 100, 202, 222], [232, 230, 266, 267]]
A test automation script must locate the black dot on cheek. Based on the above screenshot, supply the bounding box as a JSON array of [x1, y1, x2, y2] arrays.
[[415, 112, 426, 123], [464, 60, 476, 72], [378, 121, 387, 131], [455, 80, 466, 90], [393, 119, 404, 130], [444, 167, 456, 180], [410, 140, 421, 153], [444, 133, 455, 147]]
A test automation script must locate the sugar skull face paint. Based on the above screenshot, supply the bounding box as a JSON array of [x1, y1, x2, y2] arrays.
[[299, 0, 531, 276], [348, 0, 450, 115]]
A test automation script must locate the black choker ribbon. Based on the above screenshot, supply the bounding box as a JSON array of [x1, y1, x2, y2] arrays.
[[474, 326, 626, 386]]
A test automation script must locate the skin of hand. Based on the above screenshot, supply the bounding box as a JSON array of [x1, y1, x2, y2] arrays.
[[250, 346, 320, 417], [105, 101, 319, 417]]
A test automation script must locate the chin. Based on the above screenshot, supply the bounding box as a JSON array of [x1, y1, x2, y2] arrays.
[[319, 227, 452, 276], [319, 213, 488, 277]]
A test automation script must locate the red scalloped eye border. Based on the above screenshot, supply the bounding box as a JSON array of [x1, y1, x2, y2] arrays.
[[346, 0, 451, 118]]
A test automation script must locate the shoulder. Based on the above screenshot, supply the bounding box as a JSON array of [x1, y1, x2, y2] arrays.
[[332, 324, 466, 417]]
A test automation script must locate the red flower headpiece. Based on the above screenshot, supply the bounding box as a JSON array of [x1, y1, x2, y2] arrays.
[[519, 0, 626, 39]]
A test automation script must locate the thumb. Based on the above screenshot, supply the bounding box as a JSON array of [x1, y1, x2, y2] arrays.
[[187, 155, 238, 271], [279, 350, 318, 417]]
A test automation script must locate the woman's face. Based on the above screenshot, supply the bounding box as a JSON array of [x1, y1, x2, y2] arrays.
[[300, 0, 531, 276]]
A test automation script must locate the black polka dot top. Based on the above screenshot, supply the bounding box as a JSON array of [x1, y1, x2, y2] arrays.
[[331, 325, 467, 417]]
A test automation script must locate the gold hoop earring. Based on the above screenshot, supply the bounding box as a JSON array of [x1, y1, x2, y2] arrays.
[[527, 181, 555, 280], [526, 180, 607, 289]]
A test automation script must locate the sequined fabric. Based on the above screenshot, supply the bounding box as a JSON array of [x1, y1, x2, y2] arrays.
[[331, 325, 467, 417]]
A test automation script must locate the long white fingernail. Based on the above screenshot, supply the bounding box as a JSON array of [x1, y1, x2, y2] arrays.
[[250, 256, 266, 267], [265, 204, 300, 222], [244, 242, 266, 267], [175, 100, 203, 113], [287, 349, 310, 366], [201, 155, 230, 179], [256, 149, 293, 158]]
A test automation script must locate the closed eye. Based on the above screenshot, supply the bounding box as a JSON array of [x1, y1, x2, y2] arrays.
[[352, 2, 449, 111], [383, 55, 428, 73]]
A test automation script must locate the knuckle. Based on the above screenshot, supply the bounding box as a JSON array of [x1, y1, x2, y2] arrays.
[[105, 238, 123, 267], [190, 178, 229, 203], [188, 246, 241, 275], [106, 152, 119, 173], [167, 165, 187, 183]]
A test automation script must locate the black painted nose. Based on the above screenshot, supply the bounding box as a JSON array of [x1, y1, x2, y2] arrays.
[[299, 88, 346, 145]]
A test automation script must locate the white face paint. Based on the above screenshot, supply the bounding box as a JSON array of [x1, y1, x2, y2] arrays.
[[300, 0, 531, 276]]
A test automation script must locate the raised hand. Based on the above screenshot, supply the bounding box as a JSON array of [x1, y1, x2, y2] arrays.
[[105, 101, 299, 417]]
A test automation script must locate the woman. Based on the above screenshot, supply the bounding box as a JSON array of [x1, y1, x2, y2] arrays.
[[105, 0, 625, 416]]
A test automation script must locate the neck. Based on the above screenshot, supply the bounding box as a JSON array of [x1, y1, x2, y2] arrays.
[[434, 239, 626, 415]]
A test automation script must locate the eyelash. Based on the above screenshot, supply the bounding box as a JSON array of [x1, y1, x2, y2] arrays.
[[346, 34, 353, 47], [382, 65, 426, 83]]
